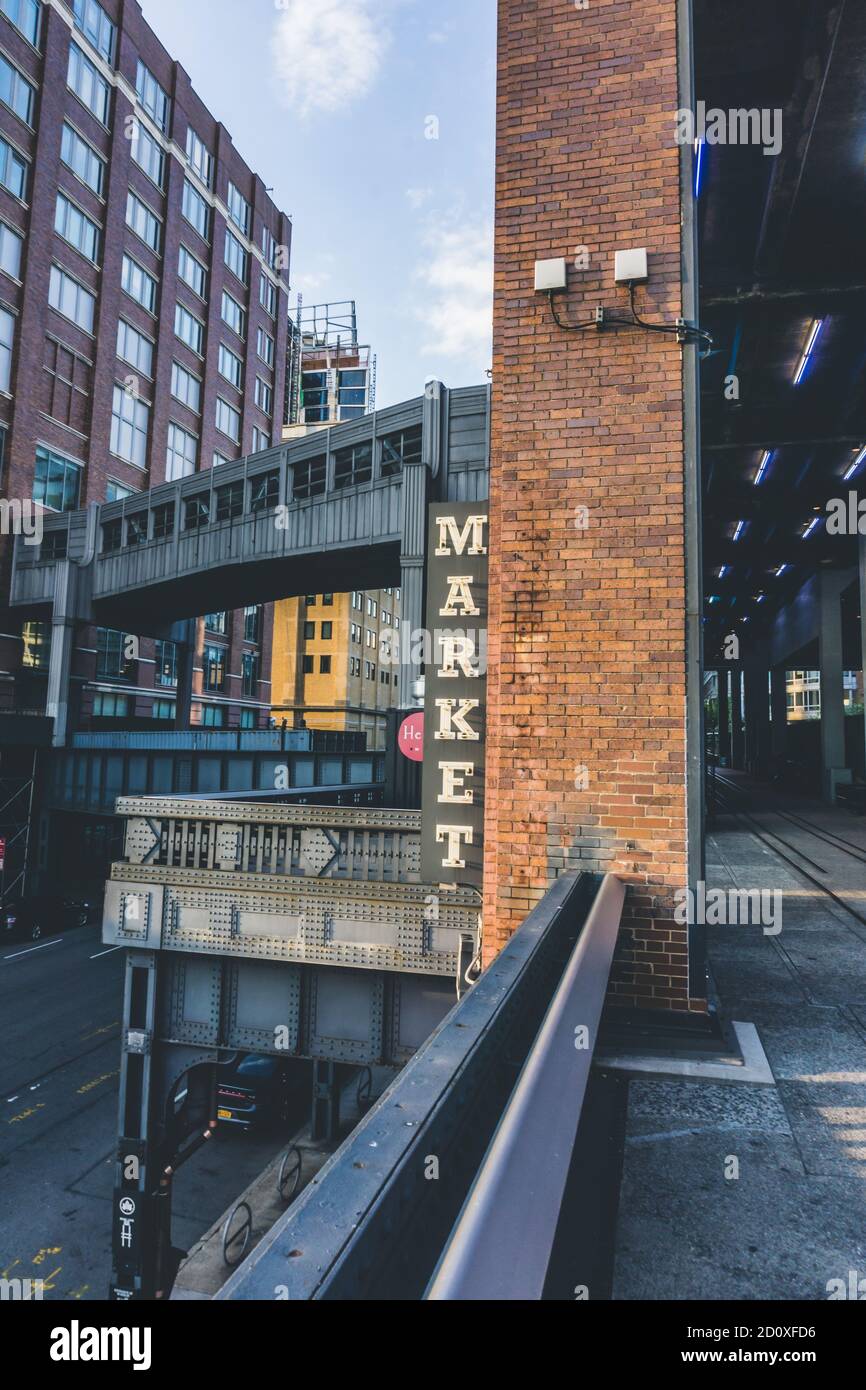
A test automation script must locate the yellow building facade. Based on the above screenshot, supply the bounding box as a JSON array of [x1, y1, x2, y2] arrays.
[[271, 589, 401, 750]]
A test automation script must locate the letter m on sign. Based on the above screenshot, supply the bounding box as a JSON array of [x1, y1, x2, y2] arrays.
[[434, 514, 488, 557]]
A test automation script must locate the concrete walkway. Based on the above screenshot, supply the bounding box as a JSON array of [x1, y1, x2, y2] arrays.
[[612, 789, 866, 1300]]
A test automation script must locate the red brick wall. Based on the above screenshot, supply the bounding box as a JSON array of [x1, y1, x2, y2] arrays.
[[484, 0, 700, 1011]]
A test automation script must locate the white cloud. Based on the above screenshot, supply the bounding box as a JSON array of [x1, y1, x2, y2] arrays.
[[405, 186, 434, 210], [270, 0, 390, 117], [415, 217, 494, 371], [427, 23, 455, 45]]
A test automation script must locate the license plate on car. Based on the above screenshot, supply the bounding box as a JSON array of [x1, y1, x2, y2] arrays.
[[217, 1108, 232, 1119]]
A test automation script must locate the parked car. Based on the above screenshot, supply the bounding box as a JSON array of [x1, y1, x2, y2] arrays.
[[1, 893, 92, 943], [216, 1053, 307, 1132]]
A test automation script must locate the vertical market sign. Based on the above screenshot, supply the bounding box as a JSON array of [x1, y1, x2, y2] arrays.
[[421, 502, 488, 889]]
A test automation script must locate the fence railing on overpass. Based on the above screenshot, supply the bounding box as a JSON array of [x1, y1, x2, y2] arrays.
[[214, 870, 625, 1302]]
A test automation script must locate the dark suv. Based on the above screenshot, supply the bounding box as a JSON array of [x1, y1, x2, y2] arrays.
[[1, 894, 92, 943], [216, 1054, 307, 1132]]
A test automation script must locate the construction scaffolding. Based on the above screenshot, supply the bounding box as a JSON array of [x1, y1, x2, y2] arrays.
[[284, 299, 376, 433]]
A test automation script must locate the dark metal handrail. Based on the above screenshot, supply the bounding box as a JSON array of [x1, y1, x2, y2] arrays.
[[426, 872, 625, 1301], [215, 870, 604, 1301]]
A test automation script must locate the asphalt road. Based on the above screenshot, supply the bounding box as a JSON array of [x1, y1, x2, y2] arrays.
[[0, 922, 286, 1301]]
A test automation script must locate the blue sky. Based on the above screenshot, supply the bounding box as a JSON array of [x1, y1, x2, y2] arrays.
[[140, 0, 496, 409]]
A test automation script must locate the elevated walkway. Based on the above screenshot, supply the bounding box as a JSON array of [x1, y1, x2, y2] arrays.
[[613, 773, 866, 1299]]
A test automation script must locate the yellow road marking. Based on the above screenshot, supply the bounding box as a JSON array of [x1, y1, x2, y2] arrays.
[[6, 1103, 45, 1125], [80, 1021, 119, 1041], [76, 1069, 119, 1095], [32, 1246, 62, 1264]]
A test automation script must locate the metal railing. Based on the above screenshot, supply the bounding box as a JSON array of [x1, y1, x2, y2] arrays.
[[215, 870, 623, 1301], [426, 872, 625, 1299]]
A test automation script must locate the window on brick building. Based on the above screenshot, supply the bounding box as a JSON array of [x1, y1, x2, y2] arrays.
[[0, 219, 22, 277], [67, 41, 109, 125], [185, 127, 211, 186], [130, 125, 164, 188], [205, 612, 227, 634], [93, 691, 128, 718], [125, 190, 160, 253], [0, 50, 35, 123], [203, 644, 225, 692], [242, 650, 258, 697], [255, 376, 272, 416], [181, 178, 209, 239], [174, 302, 204, 354], [0, 133, 27, 199], [218, 342, 242, 389], [33, 444, 81, 511], [110, 384, 149, 469], [56, 192, 100, 263], [200, 703, 224, 727], [1, 0, 40, 47], [116, 319, 153, 377], [155, 639, 177, 687], [106, 480, 135, 502], [96, 627, 133, 680], [224, 227, 248, 285], [259, 272, 278, 318], [302, 655, 313, 674], [226, 181, 250, 235], [0, 304, 13, 392], [170, 361, 201, 413], [257, 326, 274, 367], [221, 290, 245, 339], [72, 0, 115, 64], [166, 421, 197, 480], [61, 123, 103, 194], [50, 264, 95, 332], [135, 60, 170, 133], [215, 395, 241, 443], [243, 606, 261, 643], [178, 244, 206, 298], [122, 254, 157, 314]]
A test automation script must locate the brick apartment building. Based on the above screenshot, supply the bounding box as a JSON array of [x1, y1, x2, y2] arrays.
[[0, 0, 291, 730]]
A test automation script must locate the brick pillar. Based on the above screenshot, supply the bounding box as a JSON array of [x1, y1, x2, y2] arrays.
[[484, 0, 702, 1011]]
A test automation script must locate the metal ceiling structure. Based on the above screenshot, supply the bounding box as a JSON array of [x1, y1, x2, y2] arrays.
[[696, 0, 866, 665]]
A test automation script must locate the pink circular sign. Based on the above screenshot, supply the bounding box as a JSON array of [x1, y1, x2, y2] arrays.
[[398, 712, 424, 762]]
